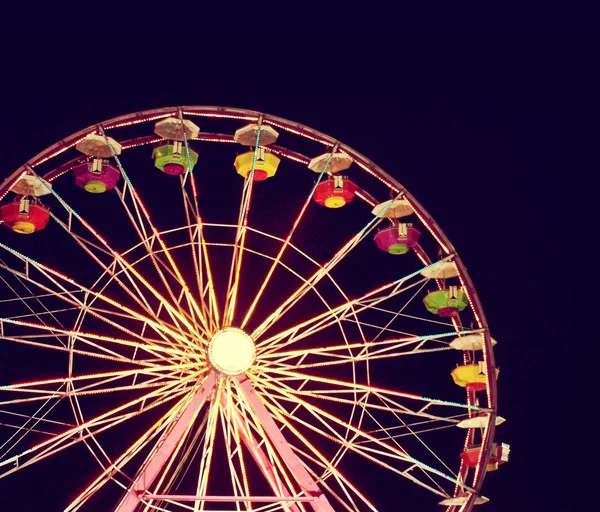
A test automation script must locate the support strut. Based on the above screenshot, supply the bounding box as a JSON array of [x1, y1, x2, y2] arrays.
[[115, 371, 217, 512]]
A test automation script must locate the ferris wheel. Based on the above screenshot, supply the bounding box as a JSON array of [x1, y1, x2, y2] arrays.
[[0, 107, 508, 511]]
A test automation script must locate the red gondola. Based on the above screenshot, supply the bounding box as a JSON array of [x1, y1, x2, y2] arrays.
[[1, 197, 50, 234]]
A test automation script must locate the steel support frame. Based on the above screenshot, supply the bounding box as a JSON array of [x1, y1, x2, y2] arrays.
[[115, 371, 217, 512]]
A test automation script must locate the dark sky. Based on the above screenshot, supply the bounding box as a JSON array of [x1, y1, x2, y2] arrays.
[[0, 41, 574, 511]]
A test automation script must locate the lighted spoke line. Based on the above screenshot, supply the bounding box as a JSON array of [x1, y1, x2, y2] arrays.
[[0, 386, 66, 460], [264, 275, 453, 359], [0, 409, 73, 428], [221, 381, 251, 510], [66, 345, 134, 483], [0, 377, 184, 407], [142, 408, 211, 512], [202, 238, 352, 373], [172, 227, 222, 331], [248, 385, 375, 512], [217, 390, 245, 509], [228, 415, 253, 512], [289, 449, 361, 512], [0, 259, 80, 311], [226, 391, 262, 512], [367, 423, 459, 442], [253, 375, 369, 483], [111, 381, 218, 512], [104, 232, 204, 342], [65, 385, 201, 511], [67, 373, 186, 496], [88, 258, 186, 351], [218, 384, 244, 509], [153, 232, 219, 332], [113, 236, 193, 312], [138, 402, 209, 507], [73, 296, 166, 366], [257, 271, 437, 356], [266, 346, 453, 371], [253, 368, 481, 414], [0, 268, 70, 349], [48, 212, 114, 257], [359, 407, 450, 497], [5, 306, 79, 321], [260, 384, 473, 430], [257, 319, 369, 472], [255, 379, 463, 497], [0, 279, 169, 360], [371, 278, 429, 342], [70, 301, 193, 347], [112, 193, 209, 338], [2, 371, 195, 412], [200, 230, 220, 329], [69, 272, 189, 396], [178, 414, 222, 495], [224, 123, 261, 326], [37, 185, 205, 345], [225, 393, 305, 512], [0, 422, 57, 437], [194, 382, 221, 511], [93, 240, 193, 334], [179, 127, 220, 330], [247, 189, 410, 342], [0, 289, 79, 304], [341, 317, 426, 338], [104, 136, 210, 336], [179, 188, 216, 334], [368, 394, 458, 482], [73, 299, 196, 352], [229, 393, 286, 499], [62, 382, 199, 491], [195, 221, 357, 325], [255, 374, 466, 426], [240, 147, 336, 330], [361, 413, 468, 439], [0, 250, 199, 353], [363, 303, 459, 329], [232, 380, 312, 511], [2, 363, 196, 393], [256, 255, 456, 352], [114, 184, 169, 286], [5, 370, 200, 457], [259, 330, 470, 365], [251, 209, 387, 341], [0, 334, 182, 370], [0, 377, 195, 482], [0, 317, 189, 363], [48, 210, 185, 340]]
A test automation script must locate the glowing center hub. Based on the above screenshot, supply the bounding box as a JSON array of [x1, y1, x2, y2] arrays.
[[208, 328, 256, 376]]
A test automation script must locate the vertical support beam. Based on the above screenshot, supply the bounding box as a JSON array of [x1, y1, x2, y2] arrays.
[[226, 399, 301, 512], [236, 376, 336, 512], [115, 371, 217, 512]]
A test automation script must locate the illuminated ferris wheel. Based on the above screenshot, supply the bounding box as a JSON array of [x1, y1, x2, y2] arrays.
[[0, 107, 508, 511]]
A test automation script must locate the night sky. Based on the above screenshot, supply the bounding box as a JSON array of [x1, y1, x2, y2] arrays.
[[0, 41, 573, 511]]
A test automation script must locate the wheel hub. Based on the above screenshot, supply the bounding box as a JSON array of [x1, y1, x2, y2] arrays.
[[208, 327, 256, 376]]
